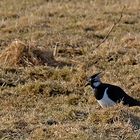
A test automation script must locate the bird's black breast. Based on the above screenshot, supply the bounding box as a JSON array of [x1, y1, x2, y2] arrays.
[[94, 84, 107, 100]]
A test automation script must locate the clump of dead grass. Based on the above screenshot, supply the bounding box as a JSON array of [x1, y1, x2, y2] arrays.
[[0, 40, 56, 67]]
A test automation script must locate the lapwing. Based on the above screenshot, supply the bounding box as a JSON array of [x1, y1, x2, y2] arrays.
[[85, 73, 140, 108]]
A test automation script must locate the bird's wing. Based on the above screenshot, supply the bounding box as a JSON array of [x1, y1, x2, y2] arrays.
[[106, 84, 132, 103], [106, 84, 140, 106]]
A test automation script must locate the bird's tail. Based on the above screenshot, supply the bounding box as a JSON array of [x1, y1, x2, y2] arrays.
[[129, 99, 140, 107], [135, 100, 140, 106]]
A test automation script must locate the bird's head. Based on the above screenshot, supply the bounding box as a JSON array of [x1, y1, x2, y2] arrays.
[[85, 72, 101, 88]]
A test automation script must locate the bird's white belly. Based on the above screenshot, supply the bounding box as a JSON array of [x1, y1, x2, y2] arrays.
[[97, 87, 116, 108]]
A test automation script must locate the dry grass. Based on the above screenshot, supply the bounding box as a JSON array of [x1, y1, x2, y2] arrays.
[[0, 40, 57, 67], [0, 0, 140, 139]]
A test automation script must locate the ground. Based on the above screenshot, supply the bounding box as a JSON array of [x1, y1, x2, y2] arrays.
[[0, 0, 140, 139]]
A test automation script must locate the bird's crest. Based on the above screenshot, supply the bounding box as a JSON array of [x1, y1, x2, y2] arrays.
[[90, 72, 101, 80]]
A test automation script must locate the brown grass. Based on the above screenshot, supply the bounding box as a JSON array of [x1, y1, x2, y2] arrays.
[[0, 0, 140, 139], [0, 40, 57, 67]]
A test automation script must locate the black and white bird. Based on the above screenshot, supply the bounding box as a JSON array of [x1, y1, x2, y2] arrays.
[[86, 73, 140, 108]]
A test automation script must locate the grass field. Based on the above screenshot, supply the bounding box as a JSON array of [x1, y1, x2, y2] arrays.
[[0, 0, 140, 139]]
